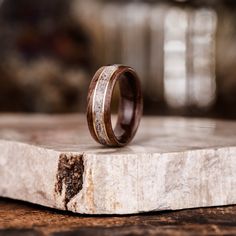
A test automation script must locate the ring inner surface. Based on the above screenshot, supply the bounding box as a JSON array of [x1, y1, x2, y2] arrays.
[[113, 71, 138, 144]]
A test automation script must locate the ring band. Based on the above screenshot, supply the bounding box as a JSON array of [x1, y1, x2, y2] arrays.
[[87, 65, 143, 147]]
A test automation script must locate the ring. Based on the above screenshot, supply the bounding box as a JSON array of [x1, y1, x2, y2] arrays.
[[87, 64, 143, 147]]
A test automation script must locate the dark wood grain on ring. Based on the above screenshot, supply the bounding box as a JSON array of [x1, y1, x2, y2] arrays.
[[87, 65, 143, 147]]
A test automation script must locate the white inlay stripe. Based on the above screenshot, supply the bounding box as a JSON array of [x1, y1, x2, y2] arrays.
[[92, 65, 119, 144]]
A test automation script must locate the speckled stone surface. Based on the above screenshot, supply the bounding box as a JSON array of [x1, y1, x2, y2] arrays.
[[0, 114, 235, 214]]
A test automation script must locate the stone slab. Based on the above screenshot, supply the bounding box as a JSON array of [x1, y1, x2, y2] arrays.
[[0, 114, 235, 214]]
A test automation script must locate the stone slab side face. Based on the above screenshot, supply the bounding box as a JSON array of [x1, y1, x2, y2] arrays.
[[0, 115, 235, 214]]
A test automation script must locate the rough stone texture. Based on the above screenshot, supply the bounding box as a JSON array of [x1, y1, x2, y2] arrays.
[[55, 154, 84, 210], [0, 114, 235, 214]]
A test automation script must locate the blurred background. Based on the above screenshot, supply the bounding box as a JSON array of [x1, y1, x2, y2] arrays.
[[0, 0, 235, 119]]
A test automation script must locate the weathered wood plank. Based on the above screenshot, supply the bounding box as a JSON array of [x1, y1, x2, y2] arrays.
[[1, 198, 236, 236], [0, 114, 235, 214]]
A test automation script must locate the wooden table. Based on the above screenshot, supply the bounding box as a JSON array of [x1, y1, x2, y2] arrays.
[[1, 198, 236, 236]]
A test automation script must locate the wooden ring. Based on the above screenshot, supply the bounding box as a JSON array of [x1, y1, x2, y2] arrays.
[[87, 65, 143, 147]]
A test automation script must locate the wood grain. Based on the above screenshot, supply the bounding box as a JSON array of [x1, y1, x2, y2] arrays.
[[86, 65, 143, 147], [0, 198, 236, 236]]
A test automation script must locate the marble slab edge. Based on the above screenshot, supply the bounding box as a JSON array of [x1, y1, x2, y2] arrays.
[[0, 139, 236, 214]]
